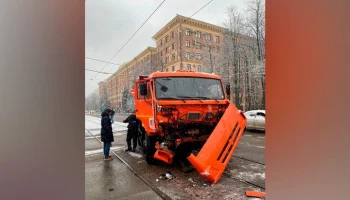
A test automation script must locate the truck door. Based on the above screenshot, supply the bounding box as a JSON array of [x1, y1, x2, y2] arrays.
[[135, 81, 155, 133]]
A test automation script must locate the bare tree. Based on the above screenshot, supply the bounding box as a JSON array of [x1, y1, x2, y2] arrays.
[[245, 0, 265, 109], [220, 6, 246, 108], [216, 2, 265, 111]]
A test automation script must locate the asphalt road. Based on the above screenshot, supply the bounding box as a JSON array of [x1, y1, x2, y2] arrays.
[[85, 114, 265, 200]]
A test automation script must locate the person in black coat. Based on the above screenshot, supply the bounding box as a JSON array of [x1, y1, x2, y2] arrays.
[[101, 108, 114, 160], [123, 111, 140, 152]]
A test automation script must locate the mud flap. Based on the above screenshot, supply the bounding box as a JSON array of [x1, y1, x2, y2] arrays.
[[187, 102, 247, 183]]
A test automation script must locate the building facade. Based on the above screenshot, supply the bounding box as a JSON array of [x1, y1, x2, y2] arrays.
[[152, 15, 224, 73], [98, 81, 107, 98], [113, 47, 158, 109], [98, 15, 257, 111]]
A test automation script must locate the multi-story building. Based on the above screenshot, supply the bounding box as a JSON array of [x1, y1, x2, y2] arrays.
[[98, 81, 107, 98], [98, 15, 257, 111], [152, 15, 224, 73], [114, 47, 158, 108]]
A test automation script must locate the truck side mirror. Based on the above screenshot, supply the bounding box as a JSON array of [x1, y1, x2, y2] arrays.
[[225, 84, 230, 97], [140, 83, 147, 96]]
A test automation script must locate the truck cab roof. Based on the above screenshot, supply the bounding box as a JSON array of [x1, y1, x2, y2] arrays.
[[147, 70, 222, 80]]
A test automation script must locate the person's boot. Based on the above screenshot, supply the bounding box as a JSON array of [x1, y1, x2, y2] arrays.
[[125, 147, 132, 152], [104, 156, 112, 161]]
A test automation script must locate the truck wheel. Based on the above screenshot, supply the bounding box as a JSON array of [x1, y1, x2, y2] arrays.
[[144, 134, 156, 165], [137, 126, 144, 147]]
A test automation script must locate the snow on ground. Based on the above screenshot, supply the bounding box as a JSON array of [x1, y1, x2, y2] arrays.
[[230, 168, 265, 181], [85, 146, 123, 156], [85, 115, 128, 135], [127, 151, 143, 158]]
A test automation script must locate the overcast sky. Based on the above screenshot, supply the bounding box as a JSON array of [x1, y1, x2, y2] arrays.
[[85, 0, 246, 96]]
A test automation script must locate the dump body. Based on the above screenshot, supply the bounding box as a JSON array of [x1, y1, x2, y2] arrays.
[[133, 70, 246, 183]]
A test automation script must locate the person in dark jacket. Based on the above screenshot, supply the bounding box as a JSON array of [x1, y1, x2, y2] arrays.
[[101, 108, 114, 161], [122, 111, 140, 152]]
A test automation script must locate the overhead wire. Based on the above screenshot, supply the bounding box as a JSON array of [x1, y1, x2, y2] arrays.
[[85, 0, 167, 88]]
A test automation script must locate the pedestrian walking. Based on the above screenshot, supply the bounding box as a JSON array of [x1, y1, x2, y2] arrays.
[[101, 108, 114, 161], [122, 110, 139, 152]]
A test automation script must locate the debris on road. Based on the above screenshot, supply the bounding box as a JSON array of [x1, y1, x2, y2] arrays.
[[245, 191, 265, 198], [188, 178, 194, 183], [165, 173, 173, 180], [156, 179, 159, 182]]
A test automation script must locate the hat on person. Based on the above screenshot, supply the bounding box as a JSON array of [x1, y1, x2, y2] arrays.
[[104, 108, 112, 113]]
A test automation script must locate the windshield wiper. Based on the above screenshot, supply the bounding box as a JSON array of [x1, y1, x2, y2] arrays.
[[177, 95, 203, 103], [158, 97, 186, 103], [196, 96, 219, 103]]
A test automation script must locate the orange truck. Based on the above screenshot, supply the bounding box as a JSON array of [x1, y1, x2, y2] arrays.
[[132, 70, 246, 183]]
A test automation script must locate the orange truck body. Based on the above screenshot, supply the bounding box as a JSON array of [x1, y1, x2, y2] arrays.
[[132, 70, 246, 183]]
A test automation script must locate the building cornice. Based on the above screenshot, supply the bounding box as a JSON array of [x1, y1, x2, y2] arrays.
[[152, 15, 224, 40]]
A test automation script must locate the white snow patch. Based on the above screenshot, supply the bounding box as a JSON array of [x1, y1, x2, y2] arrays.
[[85, 115, 128, 132], [85, 146, 122, 156], [128, 152, 143, 158], [248, 163, 261, 170], [236, 171, 265, 181]]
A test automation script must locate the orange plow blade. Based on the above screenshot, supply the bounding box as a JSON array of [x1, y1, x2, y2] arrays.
[[187, 102, 247, 183]]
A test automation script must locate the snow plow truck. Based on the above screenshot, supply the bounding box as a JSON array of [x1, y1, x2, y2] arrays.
[[131, 70, 247, 184]]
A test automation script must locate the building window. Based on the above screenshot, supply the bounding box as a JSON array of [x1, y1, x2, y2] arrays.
[[197, 65, 201, 72], [186, 29, 190, 36], [172, 65, 175, 71], [207, 46, 211, 51], [166, 47, 169, 54], [165, 57, 169, 64], [166, 68, 169, 72], [161, 40, 163, 46], [206, 34, 211, 40], [187, 64, 191, 70], [216, 36, 219, 43], [172, 53, 176, 61], [186, 52, 191, 60], [196, 31, 201, 38], [166, 35, 169, 43], [195, 54, 201, 60], [216, 47, 220, 53], [172, 31, 175, 38], [186, 40, 190, 47], [160, 51, 163, 56], [172, 43, 175, 50]]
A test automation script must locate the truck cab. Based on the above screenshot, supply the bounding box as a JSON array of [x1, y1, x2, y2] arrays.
[[132, 70, 246, 183]]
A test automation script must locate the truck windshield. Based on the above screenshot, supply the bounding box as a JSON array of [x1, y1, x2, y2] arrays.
[[155, 77, 224, 100]]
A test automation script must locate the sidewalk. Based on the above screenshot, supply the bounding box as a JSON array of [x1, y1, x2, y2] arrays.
[[85, 115, 128, 135], [85, 152, 162, 200]]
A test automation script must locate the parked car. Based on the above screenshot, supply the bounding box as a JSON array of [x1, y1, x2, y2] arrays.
[[243, 110, 265, 132]]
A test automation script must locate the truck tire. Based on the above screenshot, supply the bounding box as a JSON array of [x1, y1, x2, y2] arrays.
[[144, 134, 156, 165], [137, 125, 144, 147]]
